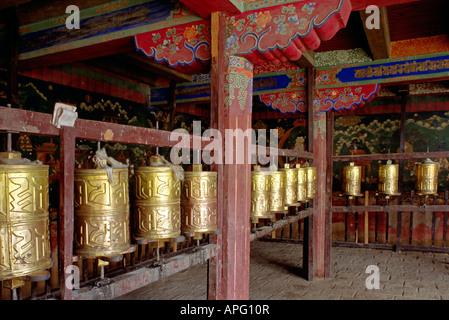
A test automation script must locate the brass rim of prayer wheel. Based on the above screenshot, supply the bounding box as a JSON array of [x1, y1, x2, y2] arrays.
[[251, 166, 272, 218], [182, 165, 218, 234], [281, 165, 299, 206], [378, 163, 401, 196], [306, 166, 317, 200], [415, 159, 439, 196], [342, 163, 363, 197], [74, 168, 132, 258], [0, 159, 53, 280], [296, 164, 308, 202], [269, 170, 286, 213], [133, 165, 181, 240]]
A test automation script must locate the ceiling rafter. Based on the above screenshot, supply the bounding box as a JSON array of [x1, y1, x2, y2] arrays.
[[359, 6, 391, 60]]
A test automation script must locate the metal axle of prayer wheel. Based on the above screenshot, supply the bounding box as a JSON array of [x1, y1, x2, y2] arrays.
[[415, 158, 439, 197], [74, 157, 134, 263], [306, 164, 317, 200], [250, 165, 274, 224], [133, 156, 184, 246], [296, 163, 308, 202], [342, 162, 363, 198], [268, 167, 286, 214], [378, 160, 401, 198], [281, 164, 299, 207], [181, 164, 219, 240], [0, 151, 53, 294]]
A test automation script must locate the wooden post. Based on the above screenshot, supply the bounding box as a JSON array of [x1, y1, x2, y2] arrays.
[[168, 80, 177, 131], [364, 191, 369, 244], [325, 108, 333, 278], [312, 66, 327, 279], [208, 12, 253, 300], [58, 126, 76, 300]]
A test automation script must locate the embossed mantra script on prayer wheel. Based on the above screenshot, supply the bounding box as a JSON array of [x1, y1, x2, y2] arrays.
[[74, 166, 131, 258], [342, 162, 363, 197], [378, 160, 400, 196], [251, 165, 272, 220], [415, 158, 439, 196], [0, 152, 52, 280], [269, 168, 286, 213], [296, 163, 308, 202], [306, 165, 317, 200], [281, 164, 298, 206], [133, 156, 181, 240], [181, 164, 218, 236]]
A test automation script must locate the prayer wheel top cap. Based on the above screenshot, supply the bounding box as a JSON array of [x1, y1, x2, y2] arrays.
[[150, 156, 164, 166], [295, 164, 301, 168], [284, 164, 290, 169], [192, 164, 202, 172], [423, 158, 438, 165], [254, 165, 260, 172], [0, 151, 21, 159], [349, 162, 355, 166]]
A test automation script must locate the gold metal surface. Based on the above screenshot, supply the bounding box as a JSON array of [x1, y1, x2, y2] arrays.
[[296, 164, 308, 202], [342, 162, 363, 197], [181, 164, 218, 234], [281, 164, 298, 206], [0, 157, 52, 280], [269, 169, 286, 212], [415, 158, 439, 196], [251, 166, 272, 219], [378, 161, 400, 196], [133, 157, 181, 240], [74, 168, 131, 258], [306, 165, 317, 200]]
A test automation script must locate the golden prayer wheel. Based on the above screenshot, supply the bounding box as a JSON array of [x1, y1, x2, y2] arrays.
[[415, 158, 439, 196], [306, 165, 317, 200], [342, 162, 363, 197], [251, 165, 272, 220], [133, 156, 181, 240], [281, 164, 298, 206], [269, 168, 286, 213], [296, 164, 308, 202], [0, 152, 52, 280], [181, 164, 218, 236], [378, 161, 400, 196], [74, 167, 132, 258]]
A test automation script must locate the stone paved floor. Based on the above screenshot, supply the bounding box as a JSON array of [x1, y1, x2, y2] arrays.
[[116, 240, 449, 300]]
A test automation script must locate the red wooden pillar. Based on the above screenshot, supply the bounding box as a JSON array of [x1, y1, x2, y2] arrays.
[[58, 126, 76, 300], [208, 12, 253, 300], [311, 70, 328, 279]]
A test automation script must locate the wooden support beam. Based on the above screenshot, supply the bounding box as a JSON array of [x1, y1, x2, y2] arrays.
[[311, 65, 327, 279], [325, 110, 334, 278], [122, 52, 193, 83], [295, 50, 315, 68], [359, 6, 391, 60], [332, 205, 449, 213], [208, 11, 226, 301], [333, 150, 449, 162], [82, 57, 158, 86], [208, 11, 252, 300], [58, 126, 76, 301], [0, 106, 212, 150]]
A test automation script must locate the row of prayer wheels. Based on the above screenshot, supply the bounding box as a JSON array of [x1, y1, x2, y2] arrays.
[[74, 156, 218, 260], [251, 163, 317, 222], [0, 151, 219, 282], [342, 158, 440, 198]]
